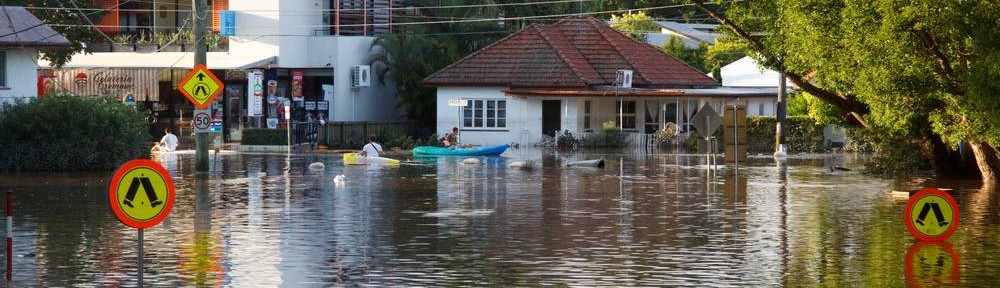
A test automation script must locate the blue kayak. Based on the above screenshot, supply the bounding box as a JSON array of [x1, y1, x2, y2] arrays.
[[412, 144, 509, 156]]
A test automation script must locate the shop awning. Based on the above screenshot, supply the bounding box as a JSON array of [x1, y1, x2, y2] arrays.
[[40, 52, 276, 70]]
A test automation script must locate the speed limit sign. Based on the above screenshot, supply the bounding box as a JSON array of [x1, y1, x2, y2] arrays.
[[194, 109, 211, 133]]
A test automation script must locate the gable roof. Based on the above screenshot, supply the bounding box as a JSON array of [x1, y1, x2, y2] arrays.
[[424, 17, 718, 88], [0, 6, 71, 48]]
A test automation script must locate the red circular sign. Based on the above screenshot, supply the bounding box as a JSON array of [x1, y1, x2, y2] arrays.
[[194, 112, 211, 130], [108, 159, 176, 229], [905, 188, 960, 242]]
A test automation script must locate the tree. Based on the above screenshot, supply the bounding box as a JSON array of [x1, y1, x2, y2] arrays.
[[369, 35, 459, 124], [661, 35, 708, 72], [691, 0, 1000, 182], [610, 11, 659, 41], [12, 1, 104, 67]]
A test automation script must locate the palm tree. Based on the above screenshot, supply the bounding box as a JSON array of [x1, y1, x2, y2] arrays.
[[369, 35, 458, 124]]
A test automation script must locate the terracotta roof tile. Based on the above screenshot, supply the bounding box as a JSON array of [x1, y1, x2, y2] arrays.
[[424, 17, 718, 88]]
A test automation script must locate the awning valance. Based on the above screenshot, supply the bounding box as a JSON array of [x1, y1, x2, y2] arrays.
[[48, 68, 161, 101]]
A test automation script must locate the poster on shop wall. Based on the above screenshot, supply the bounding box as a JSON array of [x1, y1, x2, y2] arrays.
[[291, 70, 304, 102], [248, 70, 263, 117], [266, 80, 279, 129]]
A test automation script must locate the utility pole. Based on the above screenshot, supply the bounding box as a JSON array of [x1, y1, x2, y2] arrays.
[[194, 0, 209, 172], [774, 73, 788, 157]]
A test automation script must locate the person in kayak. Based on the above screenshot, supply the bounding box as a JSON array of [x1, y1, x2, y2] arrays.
[[442, 127, 460, 147], [151, 127, 179, 152], [360, 134, 384, 157]]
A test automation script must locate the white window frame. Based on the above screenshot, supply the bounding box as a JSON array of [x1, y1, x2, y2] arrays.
[[616, 100, 637, 131], [463, 99, 507, 130]]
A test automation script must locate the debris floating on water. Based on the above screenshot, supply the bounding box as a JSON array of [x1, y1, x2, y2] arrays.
[[308, 162, 326, 170], [334, 175, 346, 183], [462, 158, 481, 165]]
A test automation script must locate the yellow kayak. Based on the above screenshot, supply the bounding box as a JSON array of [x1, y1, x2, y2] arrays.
[[343, 153, 400, 166]]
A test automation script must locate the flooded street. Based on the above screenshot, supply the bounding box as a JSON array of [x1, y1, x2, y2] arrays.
[[2, 150, 999, 287]]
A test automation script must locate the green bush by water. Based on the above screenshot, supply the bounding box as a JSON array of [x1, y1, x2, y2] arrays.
[[242, 128, 288, 145], [581, 121, 630, 148], [746, 116, 826, 153], [0, 95, 149, 171]]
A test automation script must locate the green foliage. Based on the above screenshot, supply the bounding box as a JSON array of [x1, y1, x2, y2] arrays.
[[375, 129, 438, 150], [10, 0, 105, 67], [241, 129, 287, 145], [610, 11, 659, 41], [846, 128, 929, 177], [0, 95, 148, 171], [787, 92, 844, 125], [369, 35, 460, 124], [661, 36, 708, 72], [581, 121, 629, 148], [718, 0, 1000, 171], [746, 116, 825, 153]]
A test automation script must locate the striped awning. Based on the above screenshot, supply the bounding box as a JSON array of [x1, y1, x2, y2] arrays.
[[49, 68, 161, 101]]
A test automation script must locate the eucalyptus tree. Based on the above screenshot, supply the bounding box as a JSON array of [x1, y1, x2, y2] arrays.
[[691, 0, 1000, 181]]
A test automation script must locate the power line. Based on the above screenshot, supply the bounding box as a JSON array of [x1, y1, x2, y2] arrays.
[[47, 3, 701, 30], [24, 0, 600, 13]]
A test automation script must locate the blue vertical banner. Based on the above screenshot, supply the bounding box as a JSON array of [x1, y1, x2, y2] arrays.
[[219, 10, 236, 36]]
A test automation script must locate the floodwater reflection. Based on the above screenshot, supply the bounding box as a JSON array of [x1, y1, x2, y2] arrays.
[[1, 151, 999, 286]]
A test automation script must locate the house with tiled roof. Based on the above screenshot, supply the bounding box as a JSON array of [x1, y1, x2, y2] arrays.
[[423, 17, 777, 146], [0, 6, 70, 104]]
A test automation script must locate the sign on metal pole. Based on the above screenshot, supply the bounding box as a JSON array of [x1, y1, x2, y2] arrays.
[[691, 104, 722, 139], [178, 64, 224, 109], [905, 188, 959, 242], [447, 99, 468, 107], [193, 109, 211, 133], [108, 159, 176, 287]]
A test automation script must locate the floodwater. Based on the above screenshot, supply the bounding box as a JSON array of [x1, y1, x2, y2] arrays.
[[1, 149, 999, 287]]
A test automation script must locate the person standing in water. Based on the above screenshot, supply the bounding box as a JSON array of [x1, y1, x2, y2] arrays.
[[151, 127, 179, 152]]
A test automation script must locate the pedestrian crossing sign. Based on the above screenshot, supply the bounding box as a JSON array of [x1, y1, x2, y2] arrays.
[[905, 188, 959, 242], [179, 64, 224, 109], [109, 159, 175, 229]]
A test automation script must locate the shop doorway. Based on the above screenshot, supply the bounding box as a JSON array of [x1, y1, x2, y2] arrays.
[[225, 84, 245, 142]]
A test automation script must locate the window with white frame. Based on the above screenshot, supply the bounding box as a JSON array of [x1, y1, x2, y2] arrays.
[[463, 99, 506, 128], [583, 100, 592, 132], [615, 100, 637, 130]]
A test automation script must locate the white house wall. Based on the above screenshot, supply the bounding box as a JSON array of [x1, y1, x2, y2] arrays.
[[437, 87, 773, 146], [0, 49, 39, 103]]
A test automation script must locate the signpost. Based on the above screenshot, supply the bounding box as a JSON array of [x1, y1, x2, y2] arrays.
[[447, 99, 468, 142], [723, 105, 747, 164], [178, 64, 224, 172], [905, 188, 960, 242], [691, 104, 722, 167], [108, 159, 175, 287]]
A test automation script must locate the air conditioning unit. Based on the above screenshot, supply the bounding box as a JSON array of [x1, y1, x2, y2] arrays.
[[352, 65, 371, 87], [616, 69, 633, 88]]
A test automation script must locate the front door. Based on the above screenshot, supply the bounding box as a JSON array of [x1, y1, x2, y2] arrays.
[[225, 84, 246, 142], [542, 100, 561, 137]]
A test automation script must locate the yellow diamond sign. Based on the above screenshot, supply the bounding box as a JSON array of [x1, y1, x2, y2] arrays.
[[178, 64, 224, 109]]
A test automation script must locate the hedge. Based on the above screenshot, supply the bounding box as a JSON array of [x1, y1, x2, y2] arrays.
[[241, 128, 289, 145], [0, 95, 149, 171], [746, 116, 826, 153]]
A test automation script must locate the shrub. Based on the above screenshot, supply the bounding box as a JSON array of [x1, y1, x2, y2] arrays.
[[242, 128, 288, 145], [846, 128, 929, 176], [0, 95, 149, 171], [581, 121, 630, 148], [746, 116, 825, 153]]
